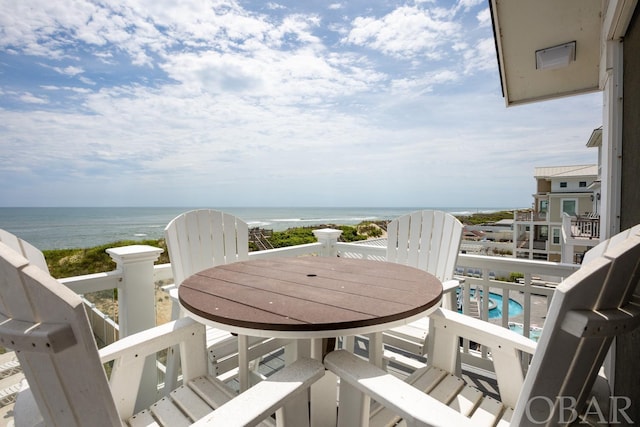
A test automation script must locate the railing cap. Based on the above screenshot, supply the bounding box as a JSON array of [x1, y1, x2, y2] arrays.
[[312, 228, 343, 239], [106, 245, 163, 263]]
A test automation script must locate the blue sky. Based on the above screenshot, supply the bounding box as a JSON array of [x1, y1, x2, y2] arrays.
[[0, 0, 601, 208]]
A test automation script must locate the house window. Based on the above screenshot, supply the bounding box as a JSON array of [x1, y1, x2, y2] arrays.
[[562, 199, 578, 216], [536, 225, 548, 239], [560, 182, 568, 188], [552, 227, 561, 245], [539, 200, 548, 212], [579, 181, 587, 187]]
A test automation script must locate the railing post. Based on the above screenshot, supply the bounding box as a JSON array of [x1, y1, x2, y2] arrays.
[[312, 228, 343, 257], [107, 245, 163, 336], [561, 213, 574, 263], [107, 244, 163, 411]]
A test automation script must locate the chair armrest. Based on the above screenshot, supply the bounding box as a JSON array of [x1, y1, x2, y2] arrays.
[[429, 308, 537, 355], [160, 283, 177, 294], [18, 318, 208, 425], [100, 316, 207, 418], [161, 284, 181, 320], [428, 308, 537, 408], [98, 317, 203, 365], [325, 350, 474, 427], [192, 357, 325, 426], [441, 279, 460, 293], [441, 279, 460, 310], [162, 284, 179, 303]]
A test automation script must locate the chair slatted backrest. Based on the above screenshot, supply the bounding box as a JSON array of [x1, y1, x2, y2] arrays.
[[165, 209, 250, 287], [582, 223, 640, 265], [511, 228, 640, 426], [386, 210, 463, 281], [0, 242, 121, 426], [0, 229, 49, 273]]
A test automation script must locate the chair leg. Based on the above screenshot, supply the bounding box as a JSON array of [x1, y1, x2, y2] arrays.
[[238, 334, 249, 392], [344, 336, 356, 353], [164, 344, 182, 394]]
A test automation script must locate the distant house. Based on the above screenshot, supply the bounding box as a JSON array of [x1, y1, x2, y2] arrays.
[[489, 0, 640, 418], [464, 221, 512, 242], [462, 228, 485, 241], [491, 219, 513, 228], [513, 164, 598, 262]]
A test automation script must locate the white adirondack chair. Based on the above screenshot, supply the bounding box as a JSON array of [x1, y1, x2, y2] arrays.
[[164, 209, 287, 385], [324, 225, 640, 427], [0, 229, 48, 406], [382, 210, 463, 357], [164, 209, 251, 291], [0, 241, 324, 427], [582, 223, 640, 264], [0, 229, 48, 273]]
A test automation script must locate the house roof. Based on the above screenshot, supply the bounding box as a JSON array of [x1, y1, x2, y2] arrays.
[[489, 0, 602, 106], [534, 165, 598, 179], [586, 126, 603, 148]]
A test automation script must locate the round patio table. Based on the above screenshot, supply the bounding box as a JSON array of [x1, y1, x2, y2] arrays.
[[179, 256, 442, 339], [179, 256, 442, 427]]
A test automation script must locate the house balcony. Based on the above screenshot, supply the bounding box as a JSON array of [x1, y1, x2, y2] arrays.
[[0, 229, 582, 419], [514, 210, 547, 222], [561, 213, 601, 263], [569, 213, 601, 240], [515, 236, 548, 253]]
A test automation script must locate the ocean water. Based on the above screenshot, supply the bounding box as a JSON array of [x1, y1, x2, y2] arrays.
[[0, 207, 515, 250]]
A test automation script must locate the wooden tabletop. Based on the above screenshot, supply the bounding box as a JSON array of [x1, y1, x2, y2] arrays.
[[179, 257, 442, 338]]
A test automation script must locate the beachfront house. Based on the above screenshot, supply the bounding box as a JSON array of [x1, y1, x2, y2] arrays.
[[489, 0, 640, 420], [513, 164, 599, 263]]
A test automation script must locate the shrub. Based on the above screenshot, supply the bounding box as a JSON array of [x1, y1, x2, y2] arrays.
[[44, 239, 169, 278], [357, 222, 383, 238], [509, 272, 524, 282]]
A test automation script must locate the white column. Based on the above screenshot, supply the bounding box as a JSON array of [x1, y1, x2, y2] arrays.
[[312, 228, 343, 257], [601, 39, 624, 239], [528, 223, 535, 260], [600, 36, 624, 401], [107, 245, 163, 336], [107, 244, 163, 410]]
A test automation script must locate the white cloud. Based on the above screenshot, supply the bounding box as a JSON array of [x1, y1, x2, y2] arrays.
[[0, 1, 102, 58], [19, 93, 49, 104], [40, 85, 91, 93], [456, 0, 485, 12], [0, 0, 602, 208], [266, 2, 286, 11], [345, 6, 460, 59], [476, 7, 491, 26], [463, 37, 497, 74], [53, 65, 85, 76], [390, 69, 459, 96]]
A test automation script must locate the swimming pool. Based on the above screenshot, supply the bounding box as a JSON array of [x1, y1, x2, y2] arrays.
[[458, 290, 523, 319], [508, 322, 543, 342]]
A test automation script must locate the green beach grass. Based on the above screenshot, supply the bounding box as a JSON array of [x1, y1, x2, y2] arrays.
[[43, 211, 514, 278], [43, 222, 383, 278]]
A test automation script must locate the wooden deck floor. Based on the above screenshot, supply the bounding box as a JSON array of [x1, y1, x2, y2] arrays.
[[0, 338, 501, 427], [0, 351, 20, 427], [225, 337, 501, 400]]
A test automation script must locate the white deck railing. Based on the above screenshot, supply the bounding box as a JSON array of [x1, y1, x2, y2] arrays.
[[561, 212, 601, 263], [336, 242, 578, 322], [57, 230, 581, 385], [335, 240, 579, 369]]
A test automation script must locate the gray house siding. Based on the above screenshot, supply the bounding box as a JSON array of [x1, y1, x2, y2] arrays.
[[618, 6, 640, 424]]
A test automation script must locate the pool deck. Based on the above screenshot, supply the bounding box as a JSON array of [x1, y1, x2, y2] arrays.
[[487, 290, 549, 329]]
